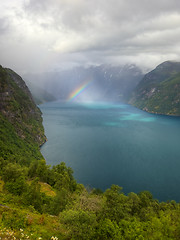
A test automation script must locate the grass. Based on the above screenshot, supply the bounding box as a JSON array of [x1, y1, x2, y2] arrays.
[[0, 203, 63, 240], [27, 181, 56, 197], [39, 182, 56, 197]]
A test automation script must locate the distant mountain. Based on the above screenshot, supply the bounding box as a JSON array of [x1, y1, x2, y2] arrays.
[[25, 80, 57, 104], [0, 65, 46, 165], [129, 61, 180, 115], [24, 64, 143, 102]]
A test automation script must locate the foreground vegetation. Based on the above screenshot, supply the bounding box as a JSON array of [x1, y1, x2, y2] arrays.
[[1, 159, 180, 239]]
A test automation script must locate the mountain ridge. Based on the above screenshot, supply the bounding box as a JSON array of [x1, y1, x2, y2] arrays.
[[129, 61, 180, 115], [24, 64, 143, 102]]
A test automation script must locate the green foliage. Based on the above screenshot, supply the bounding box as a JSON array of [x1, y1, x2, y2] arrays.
[[1, 169, 180, 239], [96, 219, 122, 240], [23, 178, 45, 213], [4, 176, 27, 196], [50, 162, 77, 192], [28, 159, 51, 182], [0, 112, 43, 166], [2, 163, 27, 183], [2, 159, 180, 239], [48, 189, 70, 215], [102, 185, 131, 221], [60, 209, 97, 239], [118, 219, 146, 240], [2, 163, 28, 195]]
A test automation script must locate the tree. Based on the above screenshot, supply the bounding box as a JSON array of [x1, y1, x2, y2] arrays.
[[60, 209, 97, 239], [23, 178, 43, 212], [51, 162, 77, 192], [102, 185, 131, 222], [2, 163, 27, 195], [96, 218, 122, 240]]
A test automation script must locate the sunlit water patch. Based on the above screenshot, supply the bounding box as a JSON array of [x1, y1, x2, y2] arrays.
[[119, 112, 156, 122], [40, 101, 180, 201]]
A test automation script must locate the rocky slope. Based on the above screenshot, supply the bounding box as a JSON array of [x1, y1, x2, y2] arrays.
[[0, 65, 46, 165], [129, 61, 180, 115]]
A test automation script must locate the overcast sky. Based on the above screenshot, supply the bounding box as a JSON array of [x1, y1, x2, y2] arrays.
[[1, 0, 180, 74]]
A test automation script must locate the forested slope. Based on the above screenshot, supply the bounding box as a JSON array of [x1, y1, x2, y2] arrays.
[[130, 61, 180, 115]]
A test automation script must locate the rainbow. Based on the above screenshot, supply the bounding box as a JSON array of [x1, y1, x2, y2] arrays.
[[68, 81, 92, 101]]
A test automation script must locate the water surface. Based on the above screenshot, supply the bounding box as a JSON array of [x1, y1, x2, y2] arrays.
[[40, 101, 180, 201]]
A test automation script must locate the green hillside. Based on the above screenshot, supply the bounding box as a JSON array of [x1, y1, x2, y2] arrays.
[[1, 65, 180, 239], [129, 61, 180, 115], [0, 65, 46, 166]]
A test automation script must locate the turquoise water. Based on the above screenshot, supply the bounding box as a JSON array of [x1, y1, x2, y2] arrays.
[[40, 101, 180, 201]]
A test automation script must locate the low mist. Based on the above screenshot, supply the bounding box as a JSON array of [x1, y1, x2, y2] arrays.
[[24, 64, 144, 104]]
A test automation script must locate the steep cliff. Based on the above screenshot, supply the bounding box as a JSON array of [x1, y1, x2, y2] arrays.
[[0, 65, 46, 165]]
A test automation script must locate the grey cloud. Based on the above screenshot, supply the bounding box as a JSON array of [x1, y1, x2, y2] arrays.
[[1, 0, 180, 73], [25, 0, 180, 27], [24, 0, 49, 14], [0, 17, 10, 35], [24, 0, 180, 47]]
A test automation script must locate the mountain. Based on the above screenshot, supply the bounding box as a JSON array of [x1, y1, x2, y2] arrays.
[[0, 65, 46, 166], [25, 80, 57, 104], [24, 64, 143, 102], [129, 61, 180, 115]]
